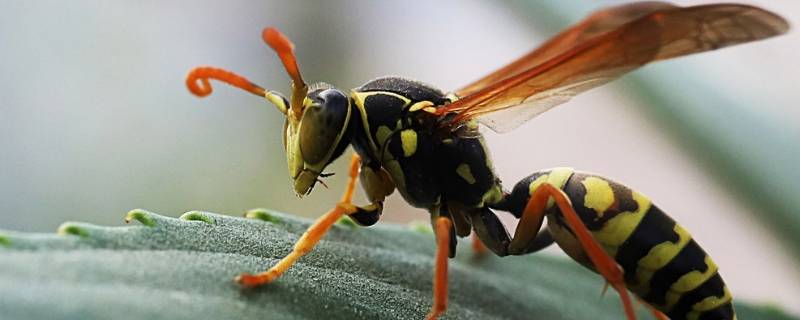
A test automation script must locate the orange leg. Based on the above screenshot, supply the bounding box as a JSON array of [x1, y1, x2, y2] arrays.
[[638, 298, 668, 320], [471, 233, 488, 257], [425, 217, 453, 320], [650, 309, 668, 320], [236, 154, 362, 288], [521, 183, 636, 320]]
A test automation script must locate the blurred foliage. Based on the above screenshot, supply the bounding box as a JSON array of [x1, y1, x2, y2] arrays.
[[1, 210, 796, 320]]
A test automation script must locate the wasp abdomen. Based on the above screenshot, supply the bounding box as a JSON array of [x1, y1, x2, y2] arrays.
[[514, 170, 735, 319]]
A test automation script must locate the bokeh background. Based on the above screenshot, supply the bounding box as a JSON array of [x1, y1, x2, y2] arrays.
[[1, 0, 798, 315]]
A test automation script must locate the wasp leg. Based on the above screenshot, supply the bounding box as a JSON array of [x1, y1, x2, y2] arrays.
[[469, 206, 510, 256], [528, 229, 555, 253], [345, 162, 394, 226], [517, 183, 636, 320], [236, 154, 364, 288], [426, 217, 453, 320], [488, 197, 555, 255], [471, 233, 488, 256], [346, 202, 382, 226], [639, 298, 669, 320], [649, 306, 669, 320], [467, 204, 555, 257], [447, 204, 488, 257]]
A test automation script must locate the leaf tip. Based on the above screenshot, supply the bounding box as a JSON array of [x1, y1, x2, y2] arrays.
[[335, 216, 358, 228], [244, 208, 282, 223], [125, 209, 157, 227], [179, 211, 215, 224], [408, 221, 433, 234], [57, 222, 90, 238], [0, 233, 10, 247]]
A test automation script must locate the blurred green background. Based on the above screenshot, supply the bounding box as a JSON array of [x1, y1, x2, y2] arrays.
[[1, 0, 798, 315]]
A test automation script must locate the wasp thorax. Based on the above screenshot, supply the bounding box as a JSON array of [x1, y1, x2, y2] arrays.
[[283, 86, 352, 196]]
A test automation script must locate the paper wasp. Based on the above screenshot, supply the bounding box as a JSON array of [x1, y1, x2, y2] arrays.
[[185, 2, 788, 319]]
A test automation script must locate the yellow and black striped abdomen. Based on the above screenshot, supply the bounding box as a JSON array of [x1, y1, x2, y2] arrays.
[[544, 171, 735, 320]]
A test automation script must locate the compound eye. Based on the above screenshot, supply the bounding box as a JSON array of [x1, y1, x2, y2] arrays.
[[299, 89, 349, 165]]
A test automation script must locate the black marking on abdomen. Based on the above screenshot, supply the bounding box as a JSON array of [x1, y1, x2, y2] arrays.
[[614, 204, 678, 285], [698, 301, 735, 320], [666, 272, 729, 320], [644, 239, 708, 305]]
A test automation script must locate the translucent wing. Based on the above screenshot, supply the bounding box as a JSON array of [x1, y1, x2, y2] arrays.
[[441, 3, 788, 133], [456, 1, 677, 98]]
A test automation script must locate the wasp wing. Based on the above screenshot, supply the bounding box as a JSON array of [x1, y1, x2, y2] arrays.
[[442, 3, 788, 133], [456, 1, 677, 98]]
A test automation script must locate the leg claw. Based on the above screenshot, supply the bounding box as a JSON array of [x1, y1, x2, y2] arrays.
[[235, 272, 272, 288]]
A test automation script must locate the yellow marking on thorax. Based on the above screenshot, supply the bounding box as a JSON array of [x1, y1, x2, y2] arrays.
[[408, 100, 434, 112], [468, 134, 503, 206], [686, 286, 733, 320], [351, 90, 411, 157], [481, 184, 503, 206], [400, 129, 417, 157], [582, 177, 615, 216], [456, 163, 476, 184], [665, 256, 719, 310], [351, 91, 411, 106], [591, 191, 651, 257], [376, 126, 393, 148], [350, 91, 368, 109], [476, 134, 497, 174], [528, 168, 574, 209], [351, 91, 379, 155], [445, 92, 459, 102], [631, 224, 692, 294], [383, 160, 406, 195]]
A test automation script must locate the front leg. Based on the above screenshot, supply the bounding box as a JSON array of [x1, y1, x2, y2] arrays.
[[345, 161, 395, 226], [236, 154, 381, 287]]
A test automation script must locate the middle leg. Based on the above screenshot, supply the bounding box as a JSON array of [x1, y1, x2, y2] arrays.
[[426, 216, 453, 320]]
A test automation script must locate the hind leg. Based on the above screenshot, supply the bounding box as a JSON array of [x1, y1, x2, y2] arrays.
[[477, 169, 637, 320], [518, 183, 635, 319]]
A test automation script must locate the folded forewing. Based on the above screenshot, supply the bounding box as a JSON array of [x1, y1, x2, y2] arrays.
[[442, 4, 788, 133]]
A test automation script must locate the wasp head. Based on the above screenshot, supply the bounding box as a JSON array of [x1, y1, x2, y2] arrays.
[[283, 84, 351, 196], [186, 27, 352, 197]]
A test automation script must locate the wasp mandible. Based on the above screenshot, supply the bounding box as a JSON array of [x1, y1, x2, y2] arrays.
[[186, 3, 788, 319]]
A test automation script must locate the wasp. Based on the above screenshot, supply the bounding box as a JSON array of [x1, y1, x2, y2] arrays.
[[185, 2, 788, 319]]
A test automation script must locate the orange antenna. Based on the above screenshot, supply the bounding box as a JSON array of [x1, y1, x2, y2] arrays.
[[262, 27, 307, 116], [186, 67, 266, 98]]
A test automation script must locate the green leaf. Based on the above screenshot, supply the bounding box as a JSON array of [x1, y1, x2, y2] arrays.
[[0, 210, 795, 320]]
